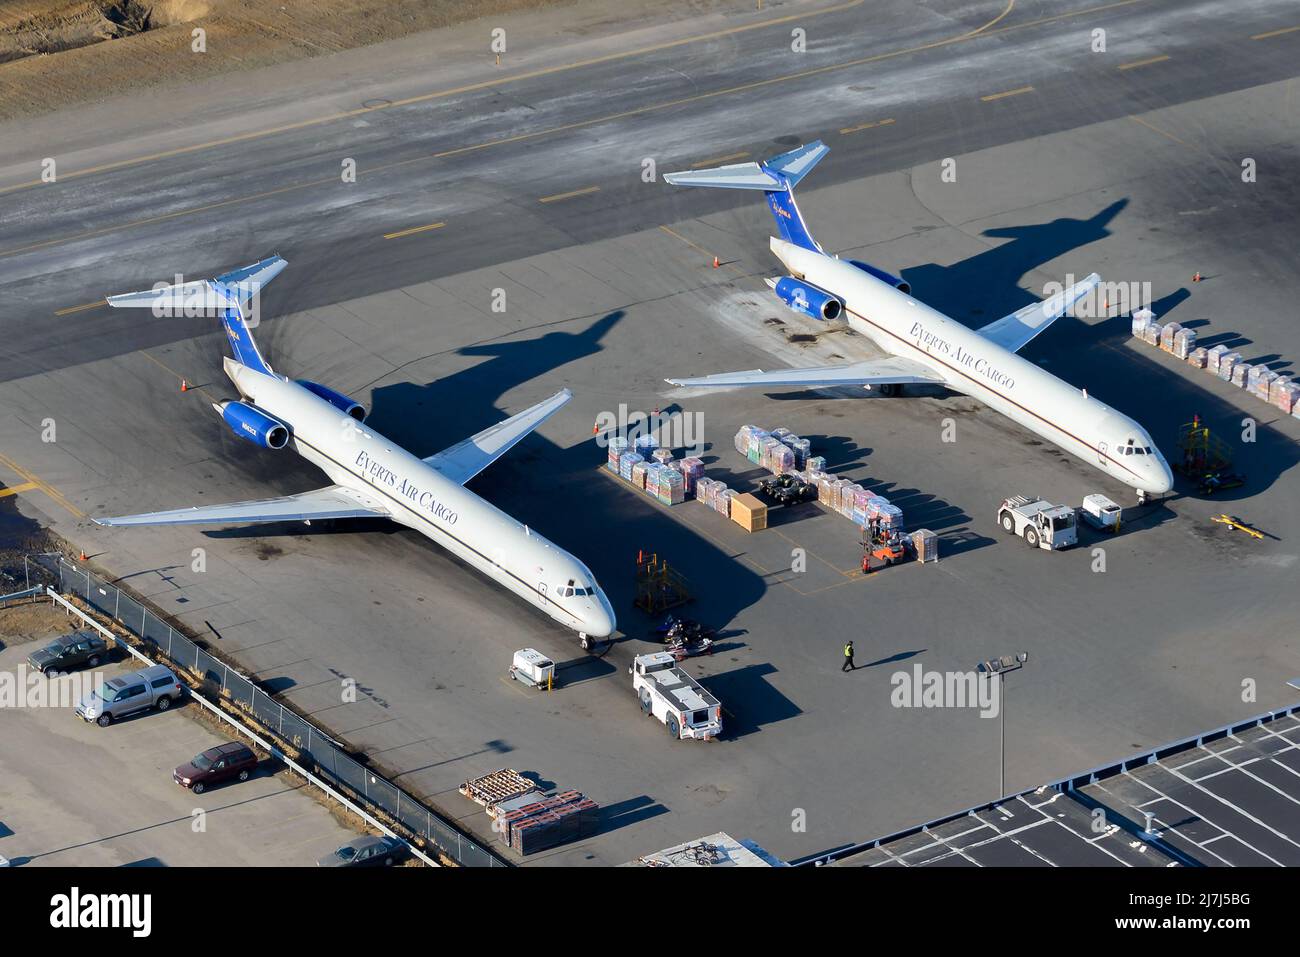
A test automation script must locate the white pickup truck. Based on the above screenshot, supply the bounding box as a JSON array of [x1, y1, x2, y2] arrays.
[[997, 494, 1078, 550], [629, 652, 722, 741]]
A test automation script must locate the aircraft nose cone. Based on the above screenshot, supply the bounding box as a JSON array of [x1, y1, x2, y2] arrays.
[[586, 591, 616, 638]]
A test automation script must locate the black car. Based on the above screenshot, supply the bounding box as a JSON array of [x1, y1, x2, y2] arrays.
[[317, 835, 407, 867], [27, 631, 108, 674]]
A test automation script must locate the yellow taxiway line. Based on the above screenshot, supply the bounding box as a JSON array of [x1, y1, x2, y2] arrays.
[[383, 221, 445, 240]]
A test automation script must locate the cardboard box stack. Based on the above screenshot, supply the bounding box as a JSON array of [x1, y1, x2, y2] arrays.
[[729, 492, 768, 532], [1187, 346, 1209, 370], [912, 529, 939, 563], [655, 466, 685, 506], [1172, 327, 1196, 360], [1231, 362, 1252, 388], [1131, 308, 1154, 338]]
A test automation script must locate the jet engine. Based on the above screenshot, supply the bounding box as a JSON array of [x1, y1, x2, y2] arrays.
[[847, 260, 911, 295], [773, 276, 844, 321], [298, 380, 366, 421], [218, 401, 291, 450]]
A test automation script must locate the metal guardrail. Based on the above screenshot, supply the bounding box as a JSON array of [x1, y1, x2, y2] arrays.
[[794, 700, 1300, 867], [33, 554, 504, 867]]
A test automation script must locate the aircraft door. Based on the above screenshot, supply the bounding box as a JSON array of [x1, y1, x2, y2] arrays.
[[1097, 441, 1108, 466]]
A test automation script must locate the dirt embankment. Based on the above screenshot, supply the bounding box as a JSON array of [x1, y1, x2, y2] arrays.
[[0, 0, 579, 120]]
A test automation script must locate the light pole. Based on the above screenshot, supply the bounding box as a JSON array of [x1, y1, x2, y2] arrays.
[[977, 652, 1029, 800]]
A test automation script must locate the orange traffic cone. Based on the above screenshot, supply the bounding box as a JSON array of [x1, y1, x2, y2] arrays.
[[592, 421, 599, 436], [712, 256, 720, 269], [79, 550, 87, 562], [180, 379, 189, 392], [1192, 271, 1202, 282]]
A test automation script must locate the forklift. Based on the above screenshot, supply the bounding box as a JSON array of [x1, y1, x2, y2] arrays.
[[860, 517, 905, 573]]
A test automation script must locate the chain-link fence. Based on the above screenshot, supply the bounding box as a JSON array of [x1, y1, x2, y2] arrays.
[[34, 553, 502, 867]]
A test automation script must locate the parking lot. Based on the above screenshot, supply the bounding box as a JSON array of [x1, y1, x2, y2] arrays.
[[0, 608, 361, 867]]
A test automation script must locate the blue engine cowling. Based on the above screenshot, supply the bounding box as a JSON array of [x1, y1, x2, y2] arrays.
[[848, 260, 911, 295], [222, 402, 291, 450], [298, 380, 366, 421], [774, 277, 844, 321]]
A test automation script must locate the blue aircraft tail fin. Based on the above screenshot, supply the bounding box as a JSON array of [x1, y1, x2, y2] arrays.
[[663, 141, 828, 251], [105, 256, 285, 375]]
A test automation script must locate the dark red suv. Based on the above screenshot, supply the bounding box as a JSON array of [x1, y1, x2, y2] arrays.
[[173, 742, 258, 794]]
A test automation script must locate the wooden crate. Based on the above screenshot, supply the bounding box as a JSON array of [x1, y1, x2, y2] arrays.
[[730, 493, 768, 532]]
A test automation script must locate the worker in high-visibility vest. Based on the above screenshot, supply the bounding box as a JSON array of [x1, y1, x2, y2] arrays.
[[842, 640, 855, 672]]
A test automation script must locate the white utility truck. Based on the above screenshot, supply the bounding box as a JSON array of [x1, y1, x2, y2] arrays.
[[629, 652, 722, 741], [997, 494, 1078, 550], [1080, 494, 1122, 532]]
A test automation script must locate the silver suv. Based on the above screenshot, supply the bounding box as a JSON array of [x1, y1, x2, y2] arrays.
[[76, 664, 184, 727]]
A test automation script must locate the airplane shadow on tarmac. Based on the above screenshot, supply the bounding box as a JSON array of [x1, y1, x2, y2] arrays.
[[303, 308, 772, 636], [895, 198, 1299, 498]]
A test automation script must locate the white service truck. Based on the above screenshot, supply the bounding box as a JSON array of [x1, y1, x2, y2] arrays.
[[997, 494, 1078, 550], [629, 652, 722, 741]]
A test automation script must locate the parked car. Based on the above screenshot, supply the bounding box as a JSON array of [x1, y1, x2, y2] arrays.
[[173, 742, 258, 794], [27, 631, 108, 675], [76, 664, 184, 727], [317, 835, 407, 868]]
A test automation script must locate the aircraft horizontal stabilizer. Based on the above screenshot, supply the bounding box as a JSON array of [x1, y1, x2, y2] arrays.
[[92, 484, 390, 527], [105, 256, 288, 311], [977, 272, 1100, 354], [424, 389, 572, 486], [665, 356, 942, 389]]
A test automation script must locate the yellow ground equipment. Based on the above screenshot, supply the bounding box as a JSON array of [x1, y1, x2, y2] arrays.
[[1177, 417, 1233, 476], [1211, 514, 1264, 540], [634, 551, 693, 613]]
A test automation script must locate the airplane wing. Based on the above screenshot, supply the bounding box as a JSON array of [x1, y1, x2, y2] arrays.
[[977, 272, 1100, 353], [423, 389, 572, 486], [93, 484, 390, 527], [665, 356, 943, 389]]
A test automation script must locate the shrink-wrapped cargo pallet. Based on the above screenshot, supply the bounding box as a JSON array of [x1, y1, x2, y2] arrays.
[[651, 447, 674, 465], [607, 436, 628, 473], [715, 487, 734, 517], [1172, 327, 1196, 360], [634, 434, 659, 454], [770, 444, 795, 475], [1218, 352, 1242, 382], [1143, 321, 1163, 346], [771, 427, 793, 442], [1247, 366, 1279, 401], [619, 451, 643, 482], [1187, 346, 1209, 370], [877, 502, 905, 530], [1159, 322, 1182, 354], [1131, 310, 1153, 339], [658, 468, 685, 506], [913, 529, 938, 563], [1269, 378, 1300, 414], [679, 456, 705, 495], [1231, 362, 1252, 388], [631, 461, 649, 490], [790, 437, 811, 469], [1206, 344, 1228, 376], [807, 455, 826, 472]]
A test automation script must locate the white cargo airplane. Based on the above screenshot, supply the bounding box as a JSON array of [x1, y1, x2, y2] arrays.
[[664, 142, 1173, 500], [95, 257, 615, 647]]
